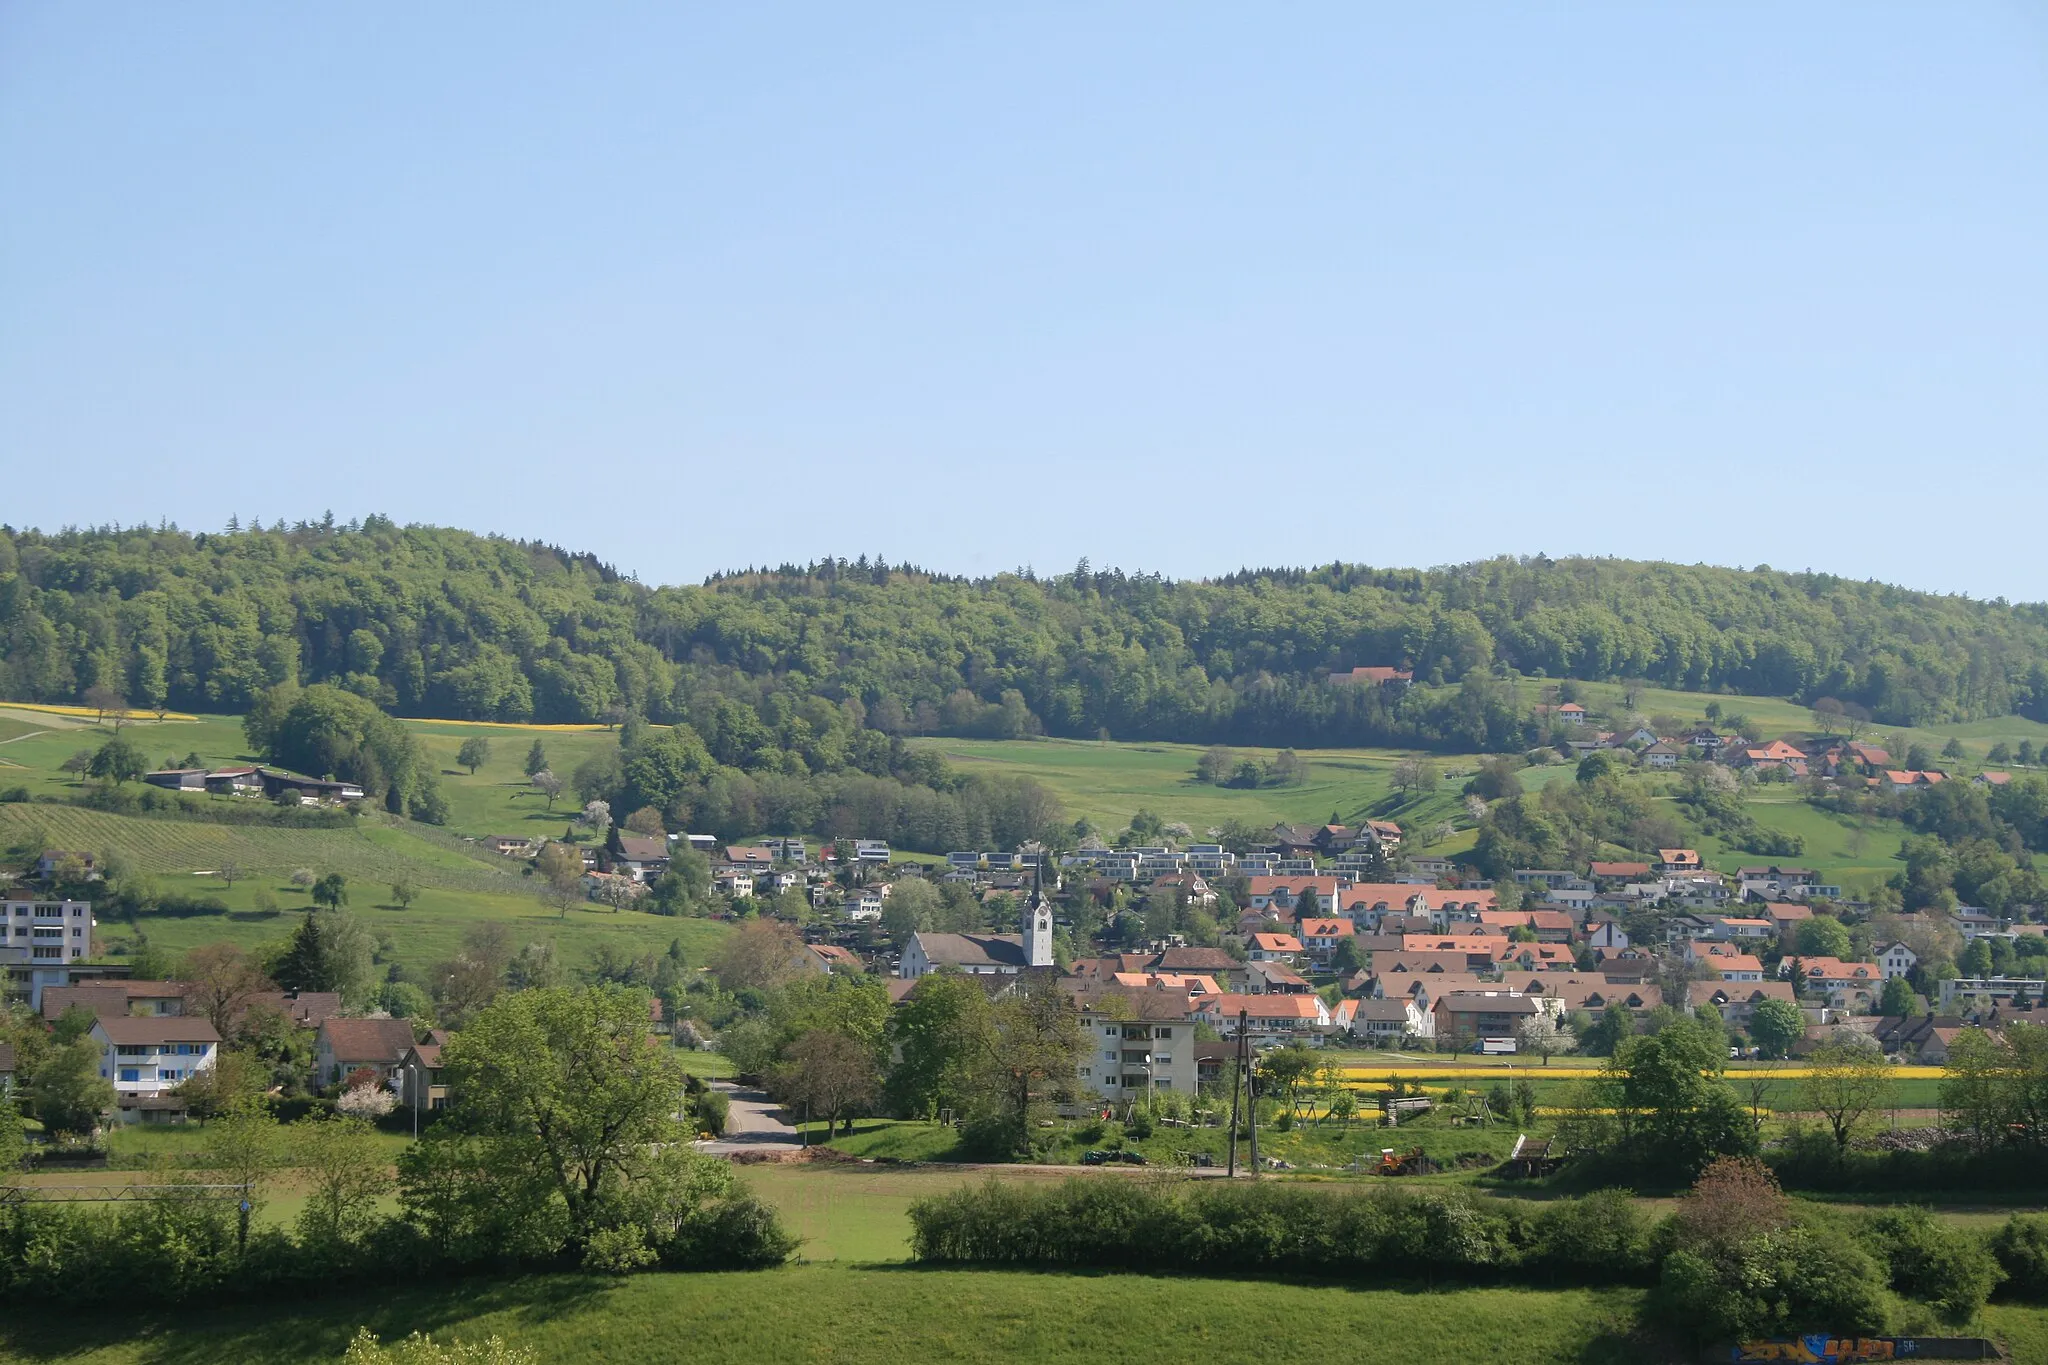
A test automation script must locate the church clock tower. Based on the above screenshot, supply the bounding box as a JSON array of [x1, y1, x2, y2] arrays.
[[1024, 858, 1055, 968]]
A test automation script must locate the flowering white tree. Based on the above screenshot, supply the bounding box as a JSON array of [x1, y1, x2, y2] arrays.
[[1515, 1012, 1577, 1067], [336, 1082, 397, 1119], [580, 800, 612, 835]]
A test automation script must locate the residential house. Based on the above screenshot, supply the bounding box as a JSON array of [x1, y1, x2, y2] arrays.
[[1871, 1014, 1966, 1062], [0, 893, 95, 967], [241, 989, 343, 1032], [612, 834, 671, 883], [1706, 916, 1777, 942], [1581, 912, 1629, 952], [1737, 740, 1810, 774], [1349, 996, 1432, 1042], [1884, 770, 1948, 793], [1372, 951, 1491, 977], [1556, 703, 1587, 725], [1761, 901, 1813, 941], [1589, 861, 1652, 884], [1494, 943, 1577, 973], [1658, 849, 1703, 873], [1245, 960, 1312, 995], [1686, 980, 1797, 1026], [1149, 872, 1217, 907], [852, 840, 892, 864], [846, 887, 886, 921], [1244, 876, 1341, 915], [1339, 884, 1497, 930], [1110, 971, 1222, 998], [1876, 942, 1919, 981], [1364, 820, 1404, 848], [1295, 917, 1355, 965], [35, 851, 98, 880], [797, 943, 864, 975], [93, 1014, 220, 1124], [1975, 772, 2014, 789], [41, 979, 188, 1023], [1706, 953, 1765, 983], [723, 845, 776, 871], [1432, 991, 1545, 1046], [1246, 932, 1305, 965], [315, 1017, 418, 1089], [1074, 988, 1200, 1099], [1640, 742, 1681, 770], [1785, 957, 1883, 1010], [400, 1031, 451, 1112], [1195, 992, 1332, 1042], [714, 870, 755, 898], [1478, 909, 1574, 943]]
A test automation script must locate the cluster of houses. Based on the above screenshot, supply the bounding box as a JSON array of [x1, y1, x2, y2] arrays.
[[9, 962, 472, 1125], [852, 826, 2048, 1081], [480, 828, 899, 911]]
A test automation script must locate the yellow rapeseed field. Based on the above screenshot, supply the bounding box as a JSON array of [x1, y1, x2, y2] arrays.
[[0, 700, 200, 722], [1336, 1065, 1946, 1081]]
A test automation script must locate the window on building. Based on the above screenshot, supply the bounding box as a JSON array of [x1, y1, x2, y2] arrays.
[[118, 1068, 139, 1083]]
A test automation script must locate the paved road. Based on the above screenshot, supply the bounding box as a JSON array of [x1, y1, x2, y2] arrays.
[[693, 1080, 802, 1155]]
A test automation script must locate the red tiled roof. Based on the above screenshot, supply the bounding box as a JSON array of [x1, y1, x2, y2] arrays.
[[319, 1017, 417, 1064]]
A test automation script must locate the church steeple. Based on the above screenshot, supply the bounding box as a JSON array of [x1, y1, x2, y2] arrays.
[[1024, 855, 1054, 967]]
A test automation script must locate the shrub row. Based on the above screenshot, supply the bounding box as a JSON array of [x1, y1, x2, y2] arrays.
[[1768, 1141, 2048, 1195], [0, 1186, 793, 1307], [910, 1178, 2040, 1342], [909, 1179, 1656, 1285]]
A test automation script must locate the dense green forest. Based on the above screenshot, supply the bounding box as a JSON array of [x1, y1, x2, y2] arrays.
[[6, 519, 2048, 751]]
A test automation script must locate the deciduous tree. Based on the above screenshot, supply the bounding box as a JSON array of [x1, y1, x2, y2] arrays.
[[1801, 1038, 1892, 1154], [456, 737, 491, 774]]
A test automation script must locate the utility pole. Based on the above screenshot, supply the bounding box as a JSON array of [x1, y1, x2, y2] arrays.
[[1246, 1025, 1260, 1179], [1227, 1011, 1246, 1177]]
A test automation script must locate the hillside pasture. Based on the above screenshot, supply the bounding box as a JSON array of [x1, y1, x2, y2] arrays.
[[913, 735, 1482, 840], [0, 804, 726, 978]]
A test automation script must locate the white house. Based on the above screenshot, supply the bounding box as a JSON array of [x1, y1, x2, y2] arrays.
[[0, 894, 94, 967], [1075, 994, 1199, 1101], [1349, 996, 1432, 1043], [1876, 942, 1919, 981], [93, 1015, 220, 1124]]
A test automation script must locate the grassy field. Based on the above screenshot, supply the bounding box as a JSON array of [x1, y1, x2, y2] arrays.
[[0, 804, 727, 978], [913, 734, 1481, 840], [0, 1263, 1657, 1365]]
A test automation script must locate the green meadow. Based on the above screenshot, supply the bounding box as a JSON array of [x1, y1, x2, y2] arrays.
[[0, 1265, 1661, 1365], [0, 805, 727, 979], [914, 734, 1482, 843]]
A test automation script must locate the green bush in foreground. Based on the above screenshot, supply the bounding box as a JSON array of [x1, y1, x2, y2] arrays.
[[908, 1161, 2003, 1344], [1991, 1213, 2048, 1300]]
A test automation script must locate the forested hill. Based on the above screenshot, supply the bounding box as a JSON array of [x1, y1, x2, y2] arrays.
[[5, 519, 2048, 749]]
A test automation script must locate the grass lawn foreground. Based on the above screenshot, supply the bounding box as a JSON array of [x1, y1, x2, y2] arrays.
[[0, 1263, 1654, 1365]]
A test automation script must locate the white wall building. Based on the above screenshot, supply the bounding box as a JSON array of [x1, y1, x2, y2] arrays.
[[92, 1014, 220, 1124], [0, 895, 94, 967]]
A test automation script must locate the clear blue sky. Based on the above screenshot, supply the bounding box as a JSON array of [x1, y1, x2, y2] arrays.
[[4, 5, 2045, 596]]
